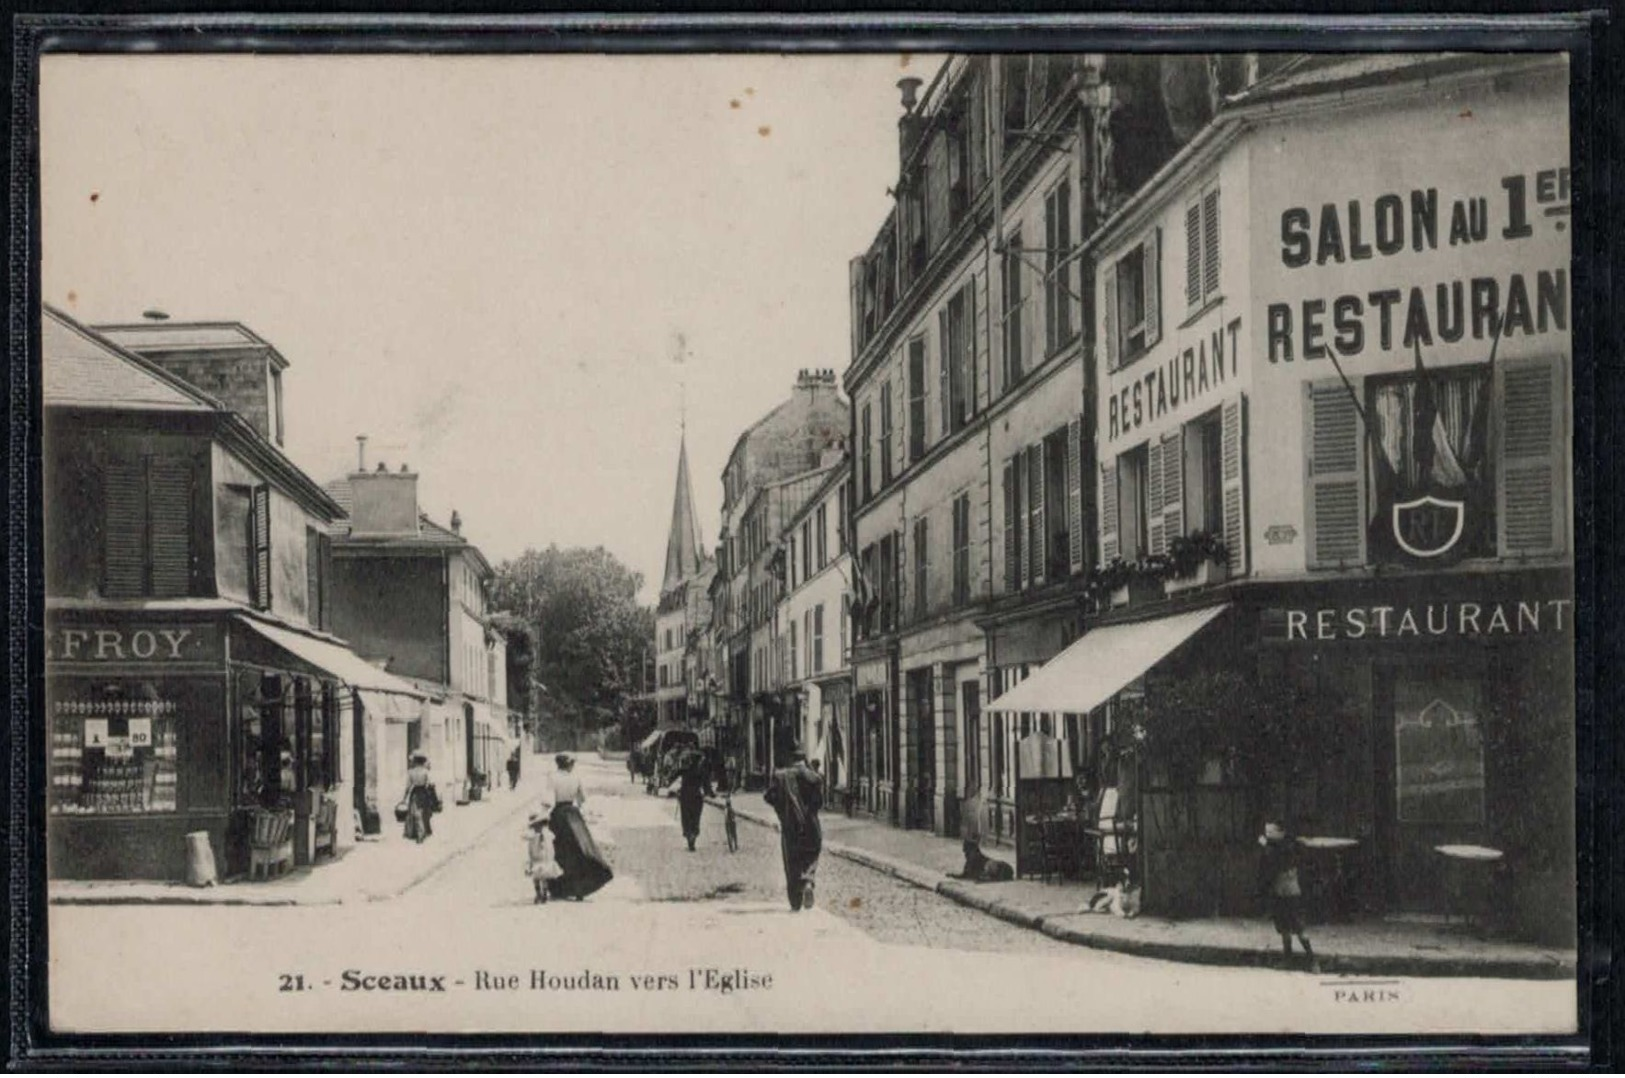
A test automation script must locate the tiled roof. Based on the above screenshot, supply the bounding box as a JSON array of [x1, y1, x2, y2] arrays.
[[43, 308, 216, 412], [97, 322, 268, 351]]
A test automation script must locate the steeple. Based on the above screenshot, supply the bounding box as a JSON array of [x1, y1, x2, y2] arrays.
[[661, 434, 705, 594]]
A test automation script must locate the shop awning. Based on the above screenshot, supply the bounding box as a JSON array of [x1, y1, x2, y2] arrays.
[[985, 604, 1231, 715], [236, 617, 426, 699]]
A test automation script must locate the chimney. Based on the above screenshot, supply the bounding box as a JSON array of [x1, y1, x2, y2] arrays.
[[450, 510, 462, 535], [349, 461, 421, 536], [356, 434, 369, 472], [108, 329, 290, 448]]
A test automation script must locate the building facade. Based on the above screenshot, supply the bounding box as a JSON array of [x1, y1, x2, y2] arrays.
[[652, 435, 714, 730], [45, 308, 424, 880]]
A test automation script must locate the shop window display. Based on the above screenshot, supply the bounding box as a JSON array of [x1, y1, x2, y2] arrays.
[[51, 691, 179, 815], [1394, 676, 1486, 825]]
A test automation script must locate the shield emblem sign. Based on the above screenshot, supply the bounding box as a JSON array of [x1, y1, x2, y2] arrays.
[[1392, 495, 1466, 560]]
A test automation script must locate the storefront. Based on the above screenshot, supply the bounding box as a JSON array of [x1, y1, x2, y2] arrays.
[[47, 606, 424, 881], [851, 654, 897, 822]]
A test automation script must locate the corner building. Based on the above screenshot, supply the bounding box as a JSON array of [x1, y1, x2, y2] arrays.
[[998, 53, 1572, 937]]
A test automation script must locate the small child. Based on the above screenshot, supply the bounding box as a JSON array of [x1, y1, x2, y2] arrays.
[[1259, 821, 1319, 972], [525, 812, 561, 904]]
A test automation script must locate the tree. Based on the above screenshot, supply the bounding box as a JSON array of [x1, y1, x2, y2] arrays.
[[491, 545, 656, 742]]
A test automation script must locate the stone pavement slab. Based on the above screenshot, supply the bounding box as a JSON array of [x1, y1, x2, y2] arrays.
[[717, 791, 1575, 981]]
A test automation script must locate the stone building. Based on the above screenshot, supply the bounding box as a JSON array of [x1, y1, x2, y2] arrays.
[[652, 434, 714, 730]]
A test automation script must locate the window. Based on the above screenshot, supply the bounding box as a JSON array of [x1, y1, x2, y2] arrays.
[[272, 368, 285, 446], [1043, 428, 1070, 579], [1184, 410, 1224, 537], [941, 281, 978, 435], [1003, 453, 1024, 591], [1027, 444, 1045, 584], [813, 604, 825, 674], [789, 620, 798, 681], [1105, 230, 1162, 370], [804, 610, 814, 679], [1044, 176, 1075, 354], [104, 453, 196, 600], [952, 493, 972, 606], [51, 687, 180, 815], [305, 526, 328, 629], [1185, 184, 1221, 311], [837, 483, 849, 554], [247, 485, 271, 610], [913, 517, 929, 621], [1002, 229, 1026, 388], [861, 403, 874, 501], [907, 338, 928, 463], [815, 504, 828, 569], [880, 380, 895, 485], [1002, 56, 1030, 154], [1118, 445, 1149, 559]]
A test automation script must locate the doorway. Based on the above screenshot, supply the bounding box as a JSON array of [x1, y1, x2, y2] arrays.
[[907, 668, 935, 830], [960, 679, 981, 839]]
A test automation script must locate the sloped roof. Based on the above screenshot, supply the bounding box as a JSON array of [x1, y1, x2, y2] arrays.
[[43, 307, 218, 413]]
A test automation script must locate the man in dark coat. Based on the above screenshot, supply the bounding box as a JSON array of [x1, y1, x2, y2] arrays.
[[763, 743, 824, 911]]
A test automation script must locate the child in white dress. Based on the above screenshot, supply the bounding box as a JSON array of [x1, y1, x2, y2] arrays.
[[525, 812, 562, 903]]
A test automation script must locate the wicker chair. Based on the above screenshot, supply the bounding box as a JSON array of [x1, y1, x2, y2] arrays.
[[248, 808, 295, 880], [312, 796, 339, 861]]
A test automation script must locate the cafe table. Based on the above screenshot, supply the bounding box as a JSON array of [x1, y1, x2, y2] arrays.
[[1298, 836, 1360, 921]]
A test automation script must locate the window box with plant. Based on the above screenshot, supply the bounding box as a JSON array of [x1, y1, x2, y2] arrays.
[[1163, 531, 1230, 595]]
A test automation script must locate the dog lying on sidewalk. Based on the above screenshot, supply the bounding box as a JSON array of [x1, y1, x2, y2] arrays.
[[1084, 868, 1142, 918]]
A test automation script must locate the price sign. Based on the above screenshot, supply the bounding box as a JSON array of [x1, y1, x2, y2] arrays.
[[129, 718, 152, 749], [84, 719, 109, 748]]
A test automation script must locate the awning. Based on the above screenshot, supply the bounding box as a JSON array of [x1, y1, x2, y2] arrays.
[[358, 688, 423, 725], [235, 617, 426, 699], [985, 604, 1231, 715]]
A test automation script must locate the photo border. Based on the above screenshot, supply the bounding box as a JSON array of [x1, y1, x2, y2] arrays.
[[6, 7, 1617, 1069]]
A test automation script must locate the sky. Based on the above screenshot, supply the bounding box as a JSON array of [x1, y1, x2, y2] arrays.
[[40, 52, 925, 602]]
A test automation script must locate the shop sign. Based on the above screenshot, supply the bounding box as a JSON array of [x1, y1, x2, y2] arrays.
[[1262, 597, 1572, 643], [46, 623, 221, 664]]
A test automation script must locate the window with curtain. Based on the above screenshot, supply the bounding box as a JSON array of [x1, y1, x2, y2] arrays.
[[1366, 363, 1495, 563]]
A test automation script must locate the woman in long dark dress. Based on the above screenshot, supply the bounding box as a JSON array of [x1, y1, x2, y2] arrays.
[[401, 754, 436, 843], [546, 754, 613, 900], [675, 750, 711, 852]]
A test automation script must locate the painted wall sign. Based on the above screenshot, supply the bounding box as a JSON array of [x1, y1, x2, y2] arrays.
[[1261, 598, 1572, 643], [1264, 524, 1299, 546], [45, 623, 221, 664], [1107, 317, 1243, 444], [1265, 169, 1570, 364]]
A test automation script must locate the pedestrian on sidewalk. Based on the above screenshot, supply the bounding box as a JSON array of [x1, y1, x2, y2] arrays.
[[507, 747, 522, 791], [1259, 821, 1320, 972], [545, 754, 614, 901], [763, 742, 824, 911], [400, 754, 439, 844], [524, 812, 562, 903], [957, 782, 989, 880], [675, 749, 711, 852]]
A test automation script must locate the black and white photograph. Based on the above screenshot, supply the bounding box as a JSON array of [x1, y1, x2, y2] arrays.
[[27, 40, 1582, 1043]]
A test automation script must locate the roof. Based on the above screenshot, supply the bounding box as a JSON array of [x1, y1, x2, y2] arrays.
[[43, 307, 219, 413], [96, 321, 289, 369]]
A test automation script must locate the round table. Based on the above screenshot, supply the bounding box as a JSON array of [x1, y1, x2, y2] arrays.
[[1434, 845, 1504, 931]]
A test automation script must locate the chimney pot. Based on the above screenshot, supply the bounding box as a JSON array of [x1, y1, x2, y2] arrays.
[[450, 510, 463, 535], [376, 462, 387, 473], [897, 76, 924, 112], [400, 463, 409, 473]]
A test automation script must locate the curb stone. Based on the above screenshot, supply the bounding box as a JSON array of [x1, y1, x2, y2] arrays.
[[713, 796, 1574, 980]]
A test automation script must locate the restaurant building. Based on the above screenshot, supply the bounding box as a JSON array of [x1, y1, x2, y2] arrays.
[[46, 309, 425, 880], [988, 53, 1572, 937]]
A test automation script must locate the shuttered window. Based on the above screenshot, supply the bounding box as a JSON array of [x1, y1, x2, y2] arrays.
[[1003, 461, 1019, 592], [880, 380, 895, 485], [1497, 355, 1566, 556], [1220, 396, 1247, 575], [1044, 175, 1075, 354], [952, 493, 972, 606], [1186, 182, 1221, 311], [1111, 229, 1161, 365], [1147, 438, 1166, 557], [251, 484, 272, 611], [1003, 230, 1025, 389], [1098, 459, 1120, 565], [103, 454, 195, 600], [1027, 443, 1045, 586], [1161, 429, 1186, 545], [913, 517, 929, 622], [1305, 382, 1367, 569], [907, 338, 928, 463], [1067, 415, 1086, 575]]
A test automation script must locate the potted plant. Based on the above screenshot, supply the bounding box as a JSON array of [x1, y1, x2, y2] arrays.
[[1164, 531, 1231, 595]]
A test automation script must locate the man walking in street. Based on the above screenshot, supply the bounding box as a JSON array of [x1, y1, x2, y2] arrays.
[[763, 742, 824, 911]]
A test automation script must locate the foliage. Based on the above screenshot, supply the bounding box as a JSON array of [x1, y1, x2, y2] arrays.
[[487, 611, 537, 724], [491, 545, 655, 732], [1165, 530, 1229, 579], [1080, 533, 1231, 607]]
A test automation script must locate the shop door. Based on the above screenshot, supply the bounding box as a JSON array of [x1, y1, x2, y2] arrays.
[[907, 669, 935, 830], [959, 681, 980, 839], [1374, 667, 1488, 911]]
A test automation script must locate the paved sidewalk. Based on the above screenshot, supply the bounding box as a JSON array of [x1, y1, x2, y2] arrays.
[[50, 778, 548, 907], [718, 791, 1575, 981]]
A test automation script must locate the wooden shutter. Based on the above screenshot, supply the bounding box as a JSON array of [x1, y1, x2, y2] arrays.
[[252, 484, 272, 610], [104, 457, 148, 599], [1102, 263, 1118, 372], [1015, 451, 1030, 590], [1497, 355, 1566, 556], [1067, 415, 1085, 575], [148, 457, 192, 598], [1028, 443, 1045, 585], [1147, 438, 1166, 557], [850, 258, 867, 355], [938, 309, 952, 436], [1305, 381, 1365, 569], [1221, 395, 1248, 575], [1099, 460, 1119, 565], [925, 133, 950, 251], [965, 279, 979, 415], [1003, 460, 1018, 592], [1185, 201, 1202, 308], [1202, 188, 1221, 300], [1142, 227, 1162, 350], [968, 71, 988, 187], [1161, 429, 1185, 543]]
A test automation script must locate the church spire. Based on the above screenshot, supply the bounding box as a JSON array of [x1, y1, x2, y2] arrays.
[[661, 434, 705, 594]]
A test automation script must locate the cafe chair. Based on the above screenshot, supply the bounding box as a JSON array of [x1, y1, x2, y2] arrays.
[[1086, 788, 1135, 892], [248, 807, 295, 880], [312, 795, 339, 861]]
